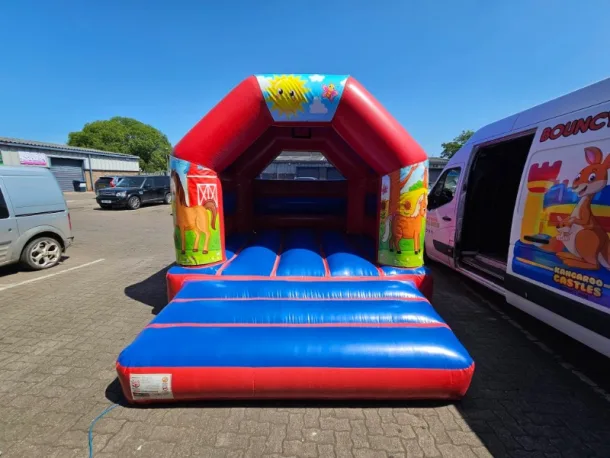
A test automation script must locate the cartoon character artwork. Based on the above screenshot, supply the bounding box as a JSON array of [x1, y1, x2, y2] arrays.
[[378, 160, 428, 268], [512, 141, 610, 310], [256, 74, 348, 122], [170, 157, 223, 266], [388, 194, 426, 254], [322, 83, 338, 102], [264, 74, 311, 118], [554, 147, 610, 270]]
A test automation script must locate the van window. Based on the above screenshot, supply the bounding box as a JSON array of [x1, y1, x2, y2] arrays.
[[428, 167, 461, 210], [0, 189, 9, 219]]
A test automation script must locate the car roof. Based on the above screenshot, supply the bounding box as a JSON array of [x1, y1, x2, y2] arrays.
[[0, 166, 53, 178], [123, 175, 168, 178]]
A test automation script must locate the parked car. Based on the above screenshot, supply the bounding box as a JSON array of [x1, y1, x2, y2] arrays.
[[96, 175, 171, 210], [94, 175, 125, 194], [293, 176, 318, 181], [0, 166, 73, 270]]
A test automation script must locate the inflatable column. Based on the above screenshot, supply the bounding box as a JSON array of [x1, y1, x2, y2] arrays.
[[378, 160, 428, 268], [520, 161, 561, 242], [169, 156, 225, 266]]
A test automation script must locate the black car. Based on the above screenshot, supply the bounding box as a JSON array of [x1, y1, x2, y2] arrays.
[[96, 175, 171, 210]]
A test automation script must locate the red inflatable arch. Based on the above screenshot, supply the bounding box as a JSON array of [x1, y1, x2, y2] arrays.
[[173, 74, 427, 240]]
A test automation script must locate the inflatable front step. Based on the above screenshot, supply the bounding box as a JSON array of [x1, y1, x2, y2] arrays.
[[117, 280, 474, 403]]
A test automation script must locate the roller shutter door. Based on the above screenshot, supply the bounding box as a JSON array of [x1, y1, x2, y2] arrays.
[[327, 167, 344, 180], [49, 157, 85, 192], [296, 166, 320, 179]]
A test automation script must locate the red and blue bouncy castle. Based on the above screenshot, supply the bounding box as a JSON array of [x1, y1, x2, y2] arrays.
[[116, 74, 474, 403]]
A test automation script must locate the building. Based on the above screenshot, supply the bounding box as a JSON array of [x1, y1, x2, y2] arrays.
[[259, 152, 343, 180], [259, 151, 448, 186], [429, 157, 449, 185], [0, 137, 140, 192]]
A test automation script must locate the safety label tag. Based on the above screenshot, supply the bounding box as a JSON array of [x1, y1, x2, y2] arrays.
[[129, 374, 173, 400]]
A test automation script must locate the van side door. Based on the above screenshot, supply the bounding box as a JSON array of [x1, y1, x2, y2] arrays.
[[0, 178, 18, 265], [425, 166, 462, 266]]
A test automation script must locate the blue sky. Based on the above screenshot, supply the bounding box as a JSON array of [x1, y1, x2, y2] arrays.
[[1, 1, 609, 156]]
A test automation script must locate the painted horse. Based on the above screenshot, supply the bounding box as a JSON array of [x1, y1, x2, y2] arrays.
[[171, 171, 218, 254]]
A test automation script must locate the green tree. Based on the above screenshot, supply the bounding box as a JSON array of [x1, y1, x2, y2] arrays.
[[440, 129, 474, 159], [68, 117, 172, 172]]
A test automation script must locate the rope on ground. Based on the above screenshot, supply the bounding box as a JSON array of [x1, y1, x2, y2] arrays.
[[88, 403, 119, 458]]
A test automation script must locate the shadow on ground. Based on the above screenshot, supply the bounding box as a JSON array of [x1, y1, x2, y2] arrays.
[[429, 263, 610, 456], [0, 255, 70, 279], [124, 265, 172, 314]]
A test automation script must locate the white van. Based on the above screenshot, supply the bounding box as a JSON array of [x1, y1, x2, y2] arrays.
[[425, 78, 610, 357], [0, 166, 73, 270]]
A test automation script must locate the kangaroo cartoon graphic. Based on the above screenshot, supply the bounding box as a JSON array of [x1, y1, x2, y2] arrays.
[[555, 146, 610, 270]]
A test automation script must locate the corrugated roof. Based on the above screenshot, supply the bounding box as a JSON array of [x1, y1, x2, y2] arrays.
[[0, 136, 140, 160]]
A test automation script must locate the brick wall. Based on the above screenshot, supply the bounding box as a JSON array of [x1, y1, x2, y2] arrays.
[[85, 169, 140, 191]]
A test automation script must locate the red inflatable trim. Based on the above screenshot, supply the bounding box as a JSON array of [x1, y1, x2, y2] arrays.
[[145, 322, 449, 329], [173, 76, 427, 175], [117, 363, 475, 403], [166, 272, 429, 302]]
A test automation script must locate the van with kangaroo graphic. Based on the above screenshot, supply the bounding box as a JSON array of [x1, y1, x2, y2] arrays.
[[425, 78, 610, 357]]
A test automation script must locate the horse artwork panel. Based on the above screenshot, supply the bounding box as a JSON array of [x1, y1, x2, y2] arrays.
[[170, 166, 221, 265]]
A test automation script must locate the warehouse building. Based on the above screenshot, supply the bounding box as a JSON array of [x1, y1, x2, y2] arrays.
[[0, 137, 140, 192], [259, 151, 448, 185]]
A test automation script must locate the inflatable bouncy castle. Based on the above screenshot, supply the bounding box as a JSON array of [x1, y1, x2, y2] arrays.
[[116, 74, 474, 403]]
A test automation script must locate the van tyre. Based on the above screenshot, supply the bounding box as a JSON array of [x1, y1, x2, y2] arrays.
[[127, 196, 141, 210], [20, 236, 62, 270], [164, 192, 172, 204]]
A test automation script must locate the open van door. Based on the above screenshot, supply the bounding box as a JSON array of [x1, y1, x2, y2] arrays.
[[425, 166, 463, 266]]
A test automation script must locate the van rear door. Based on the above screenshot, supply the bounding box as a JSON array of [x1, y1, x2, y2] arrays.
[[0, 178, 18, 265], [3, 171, 66, 217], [425, 166, 463, 265]]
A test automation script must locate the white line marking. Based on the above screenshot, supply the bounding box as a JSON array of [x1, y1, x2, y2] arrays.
[[0, 259, 105, 292]]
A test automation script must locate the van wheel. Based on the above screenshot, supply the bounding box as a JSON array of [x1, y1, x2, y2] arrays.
[[164, 192, 172, 204], [127, 196, 141, 210], [20, 237, 62, 270]]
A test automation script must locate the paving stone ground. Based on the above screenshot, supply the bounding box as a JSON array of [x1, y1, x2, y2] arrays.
[[0, 204, 609, 457]]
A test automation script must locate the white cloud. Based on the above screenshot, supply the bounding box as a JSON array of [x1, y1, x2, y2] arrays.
[[309, 74, 325, 82], [309, 97, 328, 114], [256, 75, 272, 92], [340, 78, 347, 86]]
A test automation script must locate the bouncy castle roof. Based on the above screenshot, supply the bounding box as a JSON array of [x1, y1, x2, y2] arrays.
[[173, 74, 427, 175]]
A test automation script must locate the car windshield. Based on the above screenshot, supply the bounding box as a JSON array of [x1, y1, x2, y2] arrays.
[[117, 177, 145, 188]]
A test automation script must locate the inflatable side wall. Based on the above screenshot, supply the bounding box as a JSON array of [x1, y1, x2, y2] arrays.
[[170, 157, 224, 266], [378, 161, 428, 268]]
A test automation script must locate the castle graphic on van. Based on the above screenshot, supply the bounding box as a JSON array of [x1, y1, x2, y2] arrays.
[[513, 145, 610, 310]]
